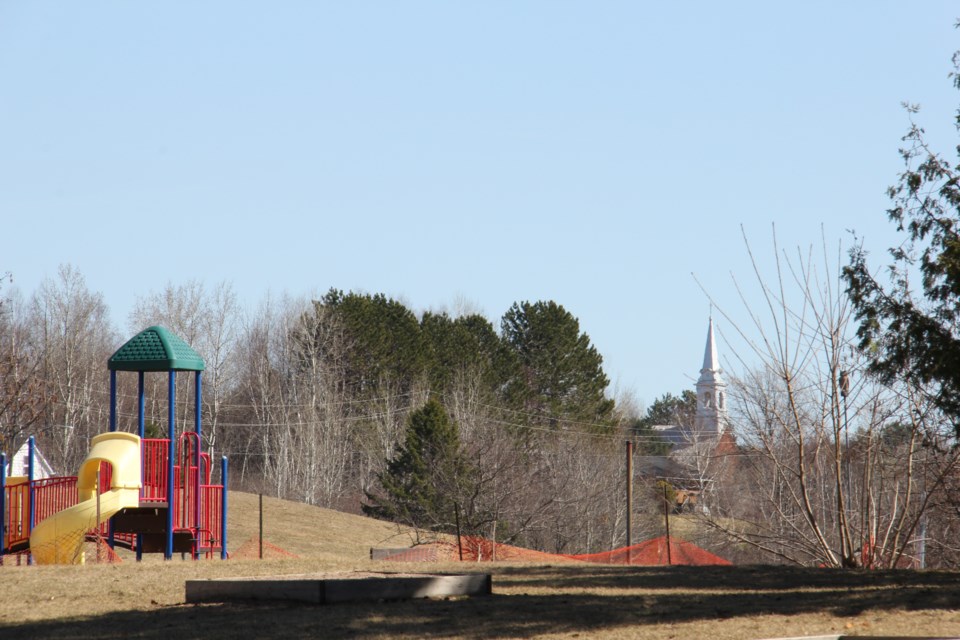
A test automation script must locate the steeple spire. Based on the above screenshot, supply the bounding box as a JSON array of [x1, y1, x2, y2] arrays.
[[701, 316, 720, 376], [695, 317, 727, 436]]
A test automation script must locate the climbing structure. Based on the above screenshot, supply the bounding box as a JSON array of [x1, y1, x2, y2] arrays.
[[1, 326, 228, 563]]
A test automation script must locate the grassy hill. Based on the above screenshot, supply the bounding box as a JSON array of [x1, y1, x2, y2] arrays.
[[2, 491, 960, 639], [226, 491, 419, 561]]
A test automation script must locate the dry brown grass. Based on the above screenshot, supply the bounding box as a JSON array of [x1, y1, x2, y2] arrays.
[[225, 491, 419, 561], [1, 491, 959, 639]]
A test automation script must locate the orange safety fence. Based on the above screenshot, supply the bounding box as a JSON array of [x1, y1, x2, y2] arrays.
[[377, 535, 731, 566], [571, 536, 732, 566], [380, 536, 579, 563]]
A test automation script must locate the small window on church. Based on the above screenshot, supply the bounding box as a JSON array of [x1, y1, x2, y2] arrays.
[[719, 392, 725, 409]]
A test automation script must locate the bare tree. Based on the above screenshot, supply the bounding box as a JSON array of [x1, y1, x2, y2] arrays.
[[0, 288, 47, 455], [29, 265, 117, 472], [700, 229, 960, 567], [228, 294, 362, 509], [129, 280, 239, 456]]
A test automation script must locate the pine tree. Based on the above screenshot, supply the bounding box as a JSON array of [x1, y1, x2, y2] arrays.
[[317, 289, 427, 396], [500, 300, 614, 429], [363, 398, 473, 532], [420, 311, 509, 398]]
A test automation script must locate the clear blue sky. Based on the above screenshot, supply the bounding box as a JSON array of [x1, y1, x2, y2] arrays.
[[2, 2, 958, 409]]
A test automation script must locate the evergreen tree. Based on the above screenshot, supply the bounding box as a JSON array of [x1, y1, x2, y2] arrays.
[[316, 289, 427, 395], [843, 43, 960, 431], [363, 398, 474, 532], [636, 391, 697, 429], [500, 300, 614, 429], [420, 311, 510, 398], [630, 391, 695, 455]]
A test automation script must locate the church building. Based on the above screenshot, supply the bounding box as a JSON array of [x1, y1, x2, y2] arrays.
[[651, 317, 729, 445], [694, 317, 728, 436], [643, 318, 738, 512]]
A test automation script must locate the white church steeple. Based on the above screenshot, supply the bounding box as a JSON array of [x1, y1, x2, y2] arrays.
[[694, 318, 727, 436]]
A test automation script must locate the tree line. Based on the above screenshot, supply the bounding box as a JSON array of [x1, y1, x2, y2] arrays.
[[1, 275, 653, 554]]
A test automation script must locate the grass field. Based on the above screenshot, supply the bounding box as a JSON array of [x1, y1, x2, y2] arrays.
[[2, 491, 959, 639]]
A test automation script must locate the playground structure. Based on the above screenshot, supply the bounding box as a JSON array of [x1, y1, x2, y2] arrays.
[[1, 326, 228, 564]]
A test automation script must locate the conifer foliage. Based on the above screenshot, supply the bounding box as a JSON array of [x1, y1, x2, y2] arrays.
[[501, 300, 614, 428], [363, 398, 475, 533], [844, 43, 960, 430]]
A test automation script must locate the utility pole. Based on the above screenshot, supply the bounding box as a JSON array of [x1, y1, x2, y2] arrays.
[[662, 482, 672, 566], [626, 440, 633, 563], [839, 370, 852, 559]]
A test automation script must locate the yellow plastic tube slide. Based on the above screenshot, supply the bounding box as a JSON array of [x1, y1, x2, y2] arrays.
[[29, 432, 141, 565]]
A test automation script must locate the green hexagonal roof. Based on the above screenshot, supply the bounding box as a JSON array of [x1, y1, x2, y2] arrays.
[[108, 326, 205, 372]]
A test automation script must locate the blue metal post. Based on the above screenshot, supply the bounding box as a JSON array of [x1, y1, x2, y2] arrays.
[[108, 373, 119, 546], [27, 436, 35, 532], [194, 371, 202, 560], [220, 456, 228, 560], [138, 372, 145, 440], [27, 437, 35, 565], [166, 371, 175, 560], [137, 371, 144, 562], [108, 373, 118, 547], [109, 371, 117, 432], [1, 452, 7, 555]]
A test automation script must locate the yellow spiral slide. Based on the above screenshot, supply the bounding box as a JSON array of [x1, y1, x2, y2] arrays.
[[29, 432, 141, 564]]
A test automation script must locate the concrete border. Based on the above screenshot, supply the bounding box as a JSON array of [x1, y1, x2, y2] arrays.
[[759, 636, 958, 640], [186, 572, 492, 605]]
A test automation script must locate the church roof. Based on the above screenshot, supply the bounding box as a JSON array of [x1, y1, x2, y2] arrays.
[[697, 317, 725, 386], [702, 318, 719, 371], [650, 424, 695, 447]]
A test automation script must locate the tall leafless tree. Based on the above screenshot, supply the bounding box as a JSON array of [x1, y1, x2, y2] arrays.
[[29, 265, 117, 472], [129, 280, 239, 456], [699, 229, 960, 567], [0, 288, 47, 456]]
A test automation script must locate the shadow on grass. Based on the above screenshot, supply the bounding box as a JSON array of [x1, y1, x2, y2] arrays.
[[496, 563, 960, 592], [4, 565, 960, 639]]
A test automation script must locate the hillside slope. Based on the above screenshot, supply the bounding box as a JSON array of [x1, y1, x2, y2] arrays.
[[226, 491, 419, 561]]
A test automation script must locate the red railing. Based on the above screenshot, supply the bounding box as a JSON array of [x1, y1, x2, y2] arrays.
[[141, 439, 169, 502], [31, 477, 79, 525], [3, 480, 29, 550], [179, 433, 200, 530], [200, 452, 212, 484], [200, 485, 223, 555], [172, 466, 183, 528], [2, 474, 93, 551]]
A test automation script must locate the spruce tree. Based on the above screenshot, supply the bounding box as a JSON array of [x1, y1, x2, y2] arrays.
[[363, 398, 472, 532]]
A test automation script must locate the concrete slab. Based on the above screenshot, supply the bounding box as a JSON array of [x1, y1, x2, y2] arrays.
[[759, 636, 958, 640], [185, 571, 492, 605]]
